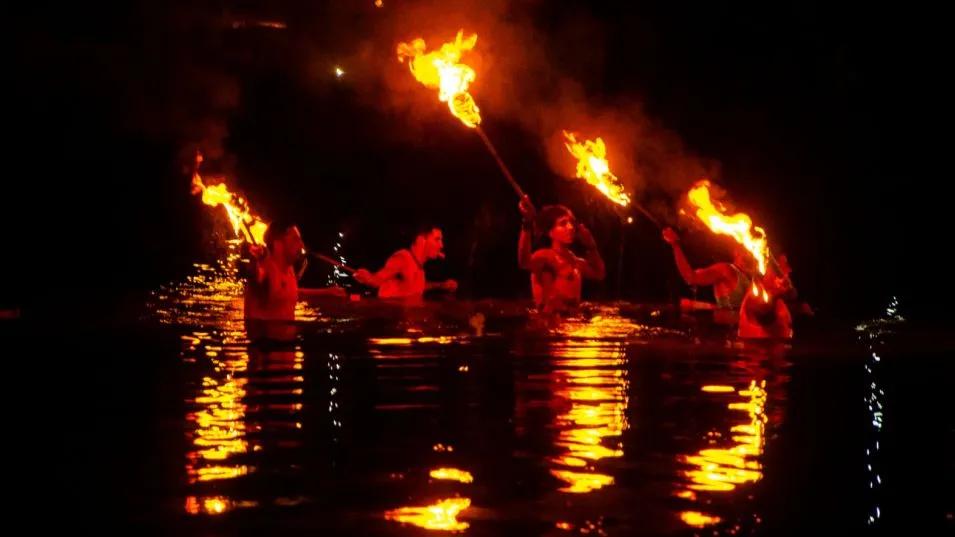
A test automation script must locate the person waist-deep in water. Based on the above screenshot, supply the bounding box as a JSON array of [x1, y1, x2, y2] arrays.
[[738, 270, 794, 340], [738, 254, 813, 340], [517, 196, 605, 312], [663, 227, 755, 315], [243, 219, 346, 322], [353, 223, 457, 301]]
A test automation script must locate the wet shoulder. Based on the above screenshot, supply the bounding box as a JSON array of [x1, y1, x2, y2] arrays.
[[387, 249, 413, 267]]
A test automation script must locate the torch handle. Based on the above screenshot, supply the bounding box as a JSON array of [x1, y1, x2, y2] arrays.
[[475, 126, 527, 199], [309, 252, 357, 275], [632, 202, 662, 229], [768, 250, 793, 287], [240, 219, 259, 246]]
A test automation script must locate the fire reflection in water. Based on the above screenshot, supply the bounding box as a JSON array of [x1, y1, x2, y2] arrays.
[[183, 329, 255, 515], [547, 315, 635, 494], [376, 328, 475, 531], [149, 238, 319, 327], [677, 379, 768, 528], [385, 498, 472, 531], [384, 444, 474, 531], [157, 239, 313, 515]]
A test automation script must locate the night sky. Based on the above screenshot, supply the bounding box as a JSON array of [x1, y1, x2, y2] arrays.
[[6, 1, 928, 321]]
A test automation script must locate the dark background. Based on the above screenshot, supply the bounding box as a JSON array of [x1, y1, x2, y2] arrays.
[[5, 1, 929, 322]]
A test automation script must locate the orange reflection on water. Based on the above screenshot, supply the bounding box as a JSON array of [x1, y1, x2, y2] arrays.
[[548, 316, 633, 494], [369, 336, 458, 346], [384, 498, 471, 531], [184, 495, 260, 515], [680, 510, 723, 527], [185, 335, 250, 487], [701, 385, 735, 393], [430, 468, 474, 483], [151, 238, 320, 325], [678, 379, 767, 526]]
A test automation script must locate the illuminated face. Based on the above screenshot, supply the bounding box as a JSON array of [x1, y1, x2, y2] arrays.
[[549, 214, 576, 245], [421, 228, 444, 260], [278, 226, 305, 262]]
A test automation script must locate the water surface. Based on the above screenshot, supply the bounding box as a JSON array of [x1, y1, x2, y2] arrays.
[[14, 242, 948, 535]]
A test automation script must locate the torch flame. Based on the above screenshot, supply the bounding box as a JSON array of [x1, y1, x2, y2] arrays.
[[686, 179, 771, 299], [191, 153, 267, 245], [397, 30, 481, 128], [562, 131, 631, 207]]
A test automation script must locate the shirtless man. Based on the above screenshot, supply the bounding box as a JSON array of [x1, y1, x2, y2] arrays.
[[244, 219, 345, 322], [517, 197, 605, 312], [738, 269, 794, 340], [353, 224, 457, 300], [663, 227, 755, 315]]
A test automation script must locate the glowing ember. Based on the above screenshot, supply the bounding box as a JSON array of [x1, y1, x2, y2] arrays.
[[686, 179, 770, 299], [385, 498, 471, 531], [191, 153, 268, 245], [562, 131, 631, 207], [397, 30, 481, 128]]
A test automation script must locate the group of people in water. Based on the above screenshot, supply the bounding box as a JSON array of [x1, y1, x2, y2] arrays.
[[243, 196, 810, 341]]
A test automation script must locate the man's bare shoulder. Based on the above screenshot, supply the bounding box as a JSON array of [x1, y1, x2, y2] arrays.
[[386, 249, 412, 266]]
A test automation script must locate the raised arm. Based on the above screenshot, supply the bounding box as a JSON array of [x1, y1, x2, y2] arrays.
[[575, 224, 605, 280], [517, 196, 541, 271], [662, 228, 725, 286], [245, 244, 270, 285]]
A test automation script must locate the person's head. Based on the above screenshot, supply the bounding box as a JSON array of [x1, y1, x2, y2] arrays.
[[264, 218, 304, 264], [410, 223, 445, 261], [537, 205, 575, 246]]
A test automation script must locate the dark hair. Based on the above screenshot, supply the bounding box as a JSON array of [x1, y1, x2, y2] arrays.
[[406, 220, 441, 244], [263, 218, 296, 249], [535, 205, 573, 238]]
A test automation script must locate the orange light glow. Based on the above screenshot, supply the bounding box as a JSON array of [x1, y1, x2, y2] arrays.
[[701, 385, 735, 393], [680, 511, 722, 528], [385, 498, 471, 531], [678, 380, 767, 527], [397, 30, 481, 128], [185, 337, 250, 487], [430, 468, 474, 483], [562, 131, 631, 207], [686, 179, 771, 299], [547, 316, 636, 494], [369, 335, 458, 346], [191, 153, 267, 245]]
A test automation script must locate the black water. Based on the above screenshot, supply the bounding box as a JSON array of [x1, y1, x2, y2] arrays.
[[6, 251, 951, 536]]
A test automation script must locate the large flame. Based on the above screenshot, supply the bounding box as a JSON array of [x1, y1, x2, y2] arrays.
[[563, 131, 631, 207], [686, 179, 770, 300], [397, 30, 481, 128], [191, 153, 267, 245]]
